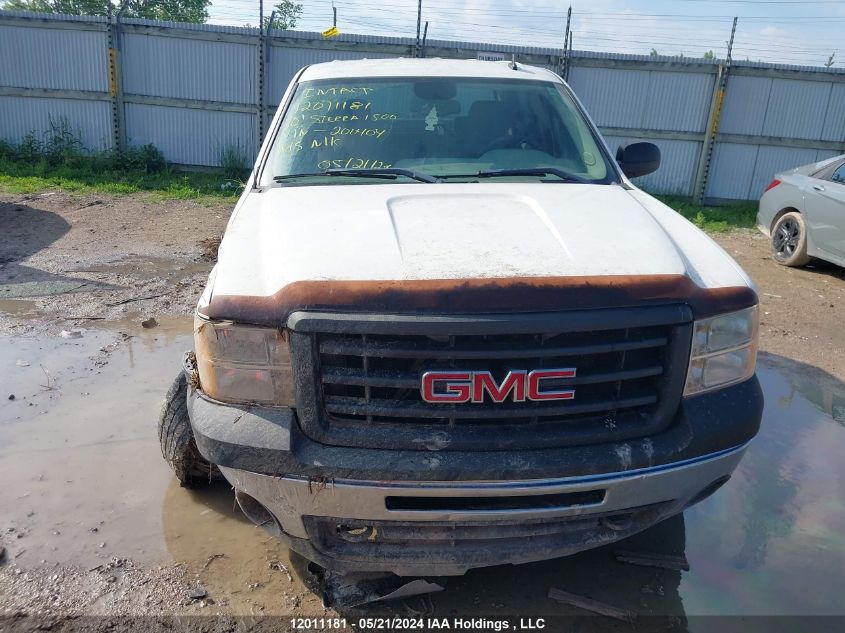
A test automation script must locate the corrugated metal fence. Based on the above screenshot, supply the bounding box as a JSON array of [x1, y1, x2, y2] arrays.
[[1, 10, 844, 201]]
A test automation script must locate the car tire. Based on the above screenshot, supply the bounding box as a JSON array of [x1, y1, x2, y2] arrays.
[[158, 370, 221, 487], [771, 211, 810, 267]]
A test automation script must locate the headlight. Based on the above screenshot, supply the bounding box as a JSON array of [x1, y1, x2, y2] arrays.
[[684, 305, 758, 397], [194, 315, 295, 406]]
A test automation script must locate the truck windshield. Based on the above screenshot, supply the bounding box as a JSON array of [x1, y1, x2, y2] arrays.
[[260, 77, 615, 186]]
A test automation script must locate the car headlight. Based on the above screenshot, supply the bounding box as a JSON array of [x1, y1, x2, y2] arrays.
[[684, 305, 758, 397], [194, 315, 295, 406]]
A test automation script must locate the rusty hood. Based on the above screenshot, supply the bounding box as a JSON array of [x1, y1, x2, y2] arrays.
[[203, 182, 755, 324]]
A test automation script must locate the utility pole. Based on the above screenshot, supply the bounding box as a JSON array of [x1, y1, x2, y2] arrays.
[[566, 31, 573, 81], [108, 0, 130, 153], [421, 21, 429, 58], [562, 6, 571, 79], [693, 16, 737, 203], [333, 2, 337, 27], [258, 0, 266, 150], [726, 15, 737, 64], [415, 0, 422, 58]]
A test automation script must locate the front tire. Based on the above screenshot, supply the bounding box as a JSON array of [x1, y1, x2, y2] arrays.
[[771, 211, 810, 267], [158, 371, 221, 487]]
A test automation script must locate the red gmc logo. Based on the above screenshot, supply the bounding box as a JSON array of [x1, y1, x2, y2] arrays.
[[421, 369, 576, 404]]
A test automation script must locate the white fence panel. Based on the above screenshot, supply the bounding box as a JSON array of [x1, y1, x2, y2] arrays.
[[0, 95, 112, 151], [0, 10, 843, 199]]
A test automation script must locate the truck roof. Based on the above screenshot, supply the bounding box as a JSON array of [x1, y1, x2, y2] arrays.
[[298, 57, 562, 82]]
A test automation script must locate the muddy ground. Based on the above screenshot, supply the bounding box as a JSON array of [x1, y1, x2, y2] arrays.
[[1, 190, 844, 629], [0, 191, 228, 334]]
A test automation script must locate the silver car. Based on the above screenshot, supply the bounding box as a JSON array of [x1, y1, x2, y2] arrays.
[[757, 154, 845, 267]]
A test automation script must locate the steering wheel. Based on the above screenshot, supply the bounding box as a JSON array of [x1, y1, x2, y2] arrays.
[[480, 134, 536, 154]]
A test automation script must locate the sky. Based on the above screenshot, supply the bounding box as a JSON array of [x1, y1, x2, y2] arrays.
[[206, 0, 845, 68]]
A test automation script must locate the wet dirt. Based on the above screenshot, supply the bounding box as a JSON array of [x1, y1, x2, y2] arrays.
[[1, 319, 843, 619], [718, 230, 845, 382], [0, 191, 230, 337], [0, 299, 38, 318]]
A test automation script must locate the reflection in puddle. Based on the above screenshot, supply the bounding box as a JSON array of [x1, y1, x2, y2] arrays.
[[1, 328, 843, 616], [682, 359, 845, 615]]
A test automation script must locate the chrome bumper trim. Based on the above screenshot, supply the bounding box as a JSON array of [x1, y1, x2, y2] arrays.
[[219, 443, 747, 539]]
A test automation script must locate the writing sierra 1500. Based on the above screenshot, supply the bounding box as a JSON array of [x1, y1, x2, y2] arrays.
[[158, 57, 763, 580]]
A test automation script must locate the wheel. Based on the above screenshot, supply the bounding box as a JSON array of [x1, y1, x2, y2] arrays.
[[157, 370, 221, 487], [771, 211, 810, 267]]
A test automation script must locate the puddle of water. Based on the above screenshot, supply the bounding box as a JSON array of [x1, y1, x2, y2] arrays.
[[0, 299, 38, 317], [69, 255, 210, 283], [0, 319, 194, 568], [0, 331, 843, 617], [0, 316, 313, 612], [161, 480, 320, 613], [679, 360, 845, 616]]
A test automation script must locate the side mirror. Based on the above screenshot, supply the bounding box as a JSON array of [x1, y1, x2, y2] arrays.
[[616, 142, 660, 178]]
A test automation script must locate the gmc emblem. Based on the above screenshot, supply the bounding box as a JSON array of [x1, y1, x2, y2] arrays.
[[421, 369, 576, 404]]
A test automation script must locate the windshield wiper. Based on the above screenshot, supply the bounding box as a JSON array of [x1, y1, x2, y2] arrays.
[[327, 168, 441, 183], [476, 168, 588, 183], [273, 168, 440, 184]]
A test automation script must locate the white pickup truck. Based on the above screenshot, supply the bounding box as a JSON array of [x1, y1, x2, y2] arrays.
[[158, 58, 763, 577]]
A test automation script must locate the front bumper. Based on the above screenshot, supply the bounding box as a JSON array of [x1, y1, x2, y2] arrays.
[[187, 370, 762, 575], [219, 445, 744, 575]]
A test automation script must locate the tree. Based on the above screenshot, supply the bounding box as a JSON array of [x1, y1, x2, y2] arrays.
[[649, 48, 659, 57], [703, 50, 715, 60], [264, 0, 302, 30], [825, 52, 836, 68], [1, 0, 210, 22], [122, 0, 209, 22], [3, 0, 108, 14]]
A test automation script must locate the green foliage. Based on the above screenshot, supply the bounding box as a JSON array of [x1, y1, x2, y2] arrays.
[[122, 0, 209, 23], [43, 116, 84, 166], [0, 140, 15, 160], [111, 143, 168, 173], [1, 0, 210, 23], [649, 48, 659, 57], [264, 0, 302, 30], [17, 131, 43, 163], [703, 50, 715, 60], [217, 141, 249, 181], [657, 195, 758, 233], [3, 0, 108, 14], [0, 155, 240, 201], [0, 124, 240, 202]]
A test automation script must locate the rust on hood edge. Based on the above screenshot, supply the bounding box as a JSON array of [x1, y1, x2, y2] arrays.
[[204, 275, 758, 327]]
